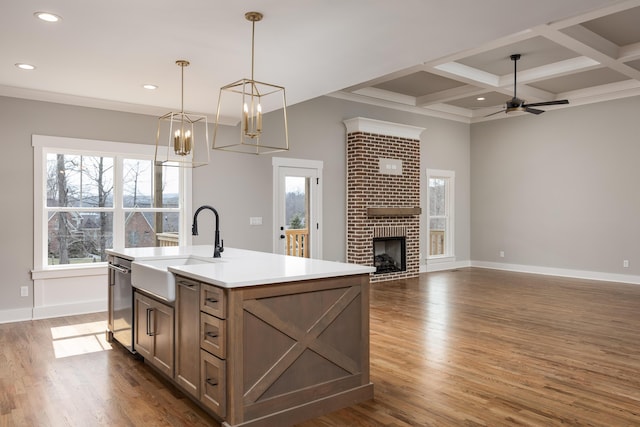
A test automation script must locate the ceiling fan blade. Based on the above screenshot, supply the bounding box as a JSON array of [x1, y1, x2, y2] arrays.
[[525, 107, 544, 115], [524, 99, 569, 108], [484, 109, 506, 117]]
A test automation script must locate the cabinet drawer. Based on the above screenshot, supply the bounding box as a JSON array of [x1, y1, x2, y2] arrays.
[[201, 350, 226, 418], [200, 284, 226, 319], [200, 313, 226, 359]]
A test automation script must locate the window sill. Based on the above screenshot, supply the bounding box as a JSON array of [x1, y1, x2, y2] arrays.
[[31, 263, 108, 280]]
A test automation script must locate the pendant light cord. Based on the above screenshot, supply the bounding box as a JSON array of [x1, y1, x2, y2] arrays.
[[181, 63, 184, 113], [251, 19, 255, 81]]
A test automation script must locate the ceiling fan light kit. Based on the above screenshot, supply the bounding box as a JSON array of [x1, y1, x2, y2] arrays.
[[487, 53, 569, 117]]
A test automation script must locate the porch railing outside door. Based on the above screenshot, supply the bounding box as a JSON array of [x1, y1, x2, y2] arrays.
[[285, 229, 309, 258]]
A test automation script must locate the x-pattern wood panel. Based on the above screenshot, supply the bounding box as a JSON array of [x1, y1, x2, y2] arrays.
[[242, 286, 361, 404]]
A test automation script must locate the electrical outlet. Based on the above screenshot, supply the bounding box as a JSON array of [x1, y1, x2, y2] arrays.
[[249, 217, 262, 226], [623, 260, 629, 268], [21, 286, 28, 297], [499, 251, 505, 258]]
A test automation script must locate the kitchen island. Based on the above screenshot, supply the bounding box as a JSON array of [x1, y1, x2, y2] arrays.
[[107, 246, 374, 427]]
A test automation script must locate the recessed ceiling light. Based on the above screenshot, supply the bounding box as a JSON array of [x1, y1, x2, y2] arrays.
[[476, 97, 486, 101], [143, 84, 158, 90], [16, 63, 36, 70], [34, 12, 62, 22]]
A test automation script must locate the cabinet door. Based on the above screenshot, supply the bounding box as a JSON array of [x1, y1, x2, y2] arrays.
[[150, 299, 174, 378], [201, 350, 226, 417], [175, 277, 200, 398], [134, 293, 153, 359], [134, 292, 174, 378]]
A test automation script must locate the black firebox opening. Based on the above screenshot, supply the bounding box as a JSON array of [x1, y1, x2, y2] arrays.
[[373, 237, 406, 274]]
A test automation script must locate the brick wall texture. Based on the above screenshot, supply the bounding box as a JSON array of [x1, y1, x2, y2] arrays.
[[346, 131, 420, 283]]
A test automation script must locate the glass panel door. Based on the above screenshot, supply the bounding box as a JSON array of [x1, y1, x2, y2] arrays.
[[275, 166, 318, 258]]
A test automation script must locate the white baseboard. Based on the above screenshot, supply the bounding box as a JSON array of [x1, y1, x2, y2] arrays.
[[32, 299, 107, 320], [0, 307, 34, 324], [470, 260, 640, 285], [1, 300, 107, 324], [421, 259, 471, 273], [420, 259, 640, 285]]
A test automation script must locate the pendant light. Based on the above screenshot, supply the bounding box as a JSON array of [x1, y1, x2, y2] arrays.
[[155, 60, 210, 167], [212, 12, 289, 155]]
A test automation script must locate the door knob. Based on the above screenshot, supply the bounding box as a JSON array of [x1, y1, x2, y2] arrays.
[[280, 234, 285, 239]]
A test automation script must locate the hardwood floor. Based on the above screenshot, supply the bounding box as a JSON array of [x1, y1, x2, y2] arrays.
[[2, 268, 639, 426]]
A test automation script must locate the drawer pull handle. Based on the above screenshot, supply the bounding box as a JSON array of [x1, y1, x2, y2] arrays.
[[178, 281, 196, 288], [206, 378, 218, 387], [205, 332, 219, 338], [205, 297, 218, 303]]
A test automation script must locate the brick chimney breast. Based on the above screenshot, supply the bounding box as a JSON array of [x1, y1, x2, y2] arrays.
[[343, 118, 424, 283]]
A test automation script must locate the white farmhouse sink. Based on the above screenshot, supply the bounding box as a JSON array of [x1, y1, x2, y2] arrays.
[[131, 256, 219, 302]]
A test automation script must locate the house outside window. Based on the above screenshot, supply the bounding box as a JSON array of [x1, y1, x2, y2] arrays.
[[34, 135, 190, 270], [427, 169, 455, 261]]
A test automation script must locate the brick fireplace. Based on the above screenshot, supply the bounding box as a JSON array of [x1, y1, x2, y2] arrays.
[[344, 118, 424, 283]]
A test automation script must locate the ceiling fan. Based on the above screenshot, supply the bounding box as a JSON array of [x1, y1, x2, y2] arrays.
[[486, 54, 569, 117]]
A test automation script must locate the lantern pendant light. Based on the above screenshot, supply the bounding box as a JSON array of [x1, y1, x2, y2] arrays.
[[212, 12, 289, 155], [155, 60, 210, 167]]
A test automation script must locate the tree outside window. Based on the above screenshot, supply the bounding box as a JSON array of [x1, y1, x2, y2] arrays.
[[44, 152, 182, 266]]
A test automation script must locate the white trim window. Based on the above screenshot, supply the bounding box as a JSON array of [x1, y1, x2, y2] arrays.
[[33, 135, 192, 273], [426, 169, 455, 261]]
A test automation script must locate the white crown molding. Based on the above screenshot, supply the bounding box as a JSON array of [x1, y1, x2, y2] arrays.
[[0, 85, 239, 126], [343, 117, 426, 140]]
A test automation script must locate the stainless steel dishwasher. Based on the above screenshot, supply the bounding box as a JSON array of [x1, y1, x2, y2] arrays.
[[108, 256, 135, 353]]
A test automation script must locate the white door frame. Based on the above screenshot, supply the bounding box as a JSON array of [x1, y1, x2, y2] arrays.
[[272, 157, 323, 259]]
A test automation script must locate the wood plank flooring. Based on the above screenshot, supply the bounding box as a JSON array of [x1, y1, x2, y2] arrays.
[[2, 268, 640, 426]]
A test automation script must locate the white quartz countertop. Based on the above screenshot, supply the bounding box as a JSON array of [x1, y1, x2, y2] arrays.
[[107, 246, 374, 288]]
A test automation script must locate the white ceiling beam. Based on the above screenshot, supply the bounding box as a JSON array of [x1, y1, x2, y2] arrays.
[[547, 0, 640, 30], [556, 79, 640, 102], [534, 24, 640, 81], [619, 42, 640, 61], [415, 85, 488, 106], [421, 103, 473, 118], [328, 91, 471, 124], [351, 87, 417, 106], [560, 25, 620, 59], [434, 62, 500, 87]]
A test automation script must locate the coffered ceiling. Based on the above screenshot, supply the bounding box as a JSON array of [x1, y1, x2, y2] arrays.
[[336, 1, 640, 123], [2, 1, 637, 124]]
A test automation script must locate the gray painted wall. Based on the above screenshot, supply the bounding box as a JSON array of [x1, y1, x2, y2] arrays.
[[195, 96, 472, 264], [1, 96, 159, 313], [0, 94, 471, 314], [470, 96, 640, 275]]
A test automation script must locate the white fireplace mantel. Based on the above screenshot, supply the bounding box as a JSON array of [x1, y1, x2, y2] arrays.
[[343, 117, 425, 140]]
